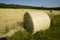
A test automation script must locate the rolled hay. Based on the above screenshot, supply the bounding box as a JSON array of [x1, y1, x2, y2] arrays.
[[23, 12, 51, 34], [24, 12, 34, 34]]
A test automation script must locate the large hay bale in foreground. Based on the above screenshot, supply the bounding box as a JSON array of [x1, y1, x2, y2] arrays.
[[24, 12, 34, 34], [23, 12, 51, 34]]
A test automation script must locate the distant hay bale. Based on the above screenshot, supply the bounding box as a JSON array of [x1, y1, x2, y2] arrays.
[[23, 12, 51, 34]]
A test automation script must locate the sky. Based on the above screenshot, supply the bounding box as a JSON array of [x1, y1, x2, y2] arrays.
[[0, 0, 60, 7]]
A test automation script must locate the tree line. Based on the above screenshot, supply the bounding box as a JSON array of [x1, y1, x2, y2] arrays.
[[0, 3, 60, 10]]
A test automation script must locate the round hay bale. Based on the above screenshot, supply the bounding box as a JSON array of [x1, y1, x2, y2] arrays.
[[23, 12, 51, 34], [24, 12, 34, 34]]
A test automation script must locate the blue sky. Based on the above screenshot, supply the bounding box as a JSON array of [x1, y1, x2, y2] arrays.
[[0, 0, 60, 7]]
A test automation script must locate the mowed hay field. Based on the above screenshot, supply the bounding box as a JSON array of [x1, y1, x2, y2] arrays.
[[0, 9, 60, 40]]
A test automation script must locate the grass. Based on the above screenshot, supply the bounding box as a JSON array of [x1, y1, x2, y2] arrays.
[[0, 9, 59, 40], [7, 15, 60, 40]]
